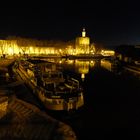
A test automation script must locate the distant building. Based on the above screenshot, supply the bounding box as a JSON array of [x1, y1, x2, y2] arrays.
[[75, 28, 90, 54], [101, 49, 115, 56], [0, 39, 58, 56], [115, 45, 140, 64], [0, 40, 20, 56]]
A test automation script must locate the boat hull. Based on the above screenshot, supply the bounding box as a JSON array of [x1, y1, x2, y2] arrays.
[[38, 92, 84, 111]]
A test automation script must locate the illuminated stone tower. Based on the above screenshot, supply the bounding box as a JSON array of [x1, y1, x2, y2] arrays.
[[82, 28, 86, 37], [75, 28, 90, 54]]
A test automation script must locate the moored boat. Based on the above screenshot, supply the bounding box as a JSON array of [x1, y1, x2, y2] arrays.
[[13, 59, 84, 111]]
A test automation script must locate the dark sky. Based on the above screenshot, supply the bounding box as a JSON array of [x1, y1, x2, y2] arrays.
[[0, 0, 140, 46]]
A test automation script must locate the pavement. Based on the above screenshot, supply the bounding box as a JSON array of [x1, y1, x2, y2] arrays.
[[0, 95, 77, 140]]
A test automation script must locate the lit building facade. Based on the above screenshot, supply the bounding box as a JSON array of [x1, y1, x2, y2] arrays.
[[0, 29, 91, 56], [75, 28, 90, 54], [0, 40, 21, 56], [0, 39, 58, 56]]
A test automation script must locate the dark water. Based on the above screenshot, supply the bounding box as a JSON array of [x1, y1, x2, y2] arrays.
[[46, 59, 140, 140], [1, 59, 140, 140]]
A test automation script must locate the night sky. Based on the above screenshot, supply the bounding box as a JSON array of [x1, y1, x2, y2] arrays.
[[0, 0, 140, 47]]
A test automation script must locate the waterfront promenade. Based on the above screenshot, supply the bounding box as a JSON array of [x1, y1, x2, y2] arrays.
[[0, 58, 15, 71]]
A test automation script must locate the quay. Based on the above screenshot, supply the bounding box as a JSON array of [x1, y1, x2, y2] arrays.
[[33, 54, 112, 60]]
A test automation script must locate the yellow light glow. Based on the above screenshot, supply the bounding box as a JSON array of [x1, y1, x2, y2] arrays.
[[8, 47, 14, 55], [82, 28, 86, 37], [90, 60, 95, 67], [101, 50, 115, 56], [101, 59, 112, 71], [67, 60, 74, 64], [79, 37, 90, 45], [75, 60, 89, 74], [90, 61, 94, 64], [81, 73, 85, 81]]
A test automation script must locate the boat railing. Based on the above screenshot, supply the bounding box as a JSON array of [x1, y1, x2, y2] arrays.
[[66, 78, 80, 90]]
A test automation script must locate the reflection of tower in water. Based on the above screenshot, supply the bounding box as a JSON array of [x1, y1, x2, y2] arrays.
[[63, 59, 95, 81], [75, 60, 90, 81]]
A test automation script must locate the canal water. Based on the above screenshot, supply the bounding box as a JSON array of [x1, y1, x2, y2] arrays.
[[1, 58, 140, 140], [46, 59, 140, 140]]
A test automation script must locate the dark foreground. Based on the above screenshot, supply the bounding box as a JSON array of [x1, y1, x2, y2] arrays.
[[48, 64, 140, 140], [1, 58, 140, 140]]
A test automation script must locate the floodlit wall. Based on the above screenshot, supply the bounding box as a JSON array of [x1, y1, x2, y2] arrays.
[[0, 38, 93, 56], [0, 40, 22, 55], [75, 37, 90, 54], [0, 40, 57, 56]]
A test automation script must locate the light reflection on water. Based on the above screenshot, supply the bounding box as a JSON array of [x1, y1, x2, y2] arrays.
[[47, 58, 115, 81], [51, 59, 97, 81], [50, 58, 140, 140], [60, 59, 139, 78]]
